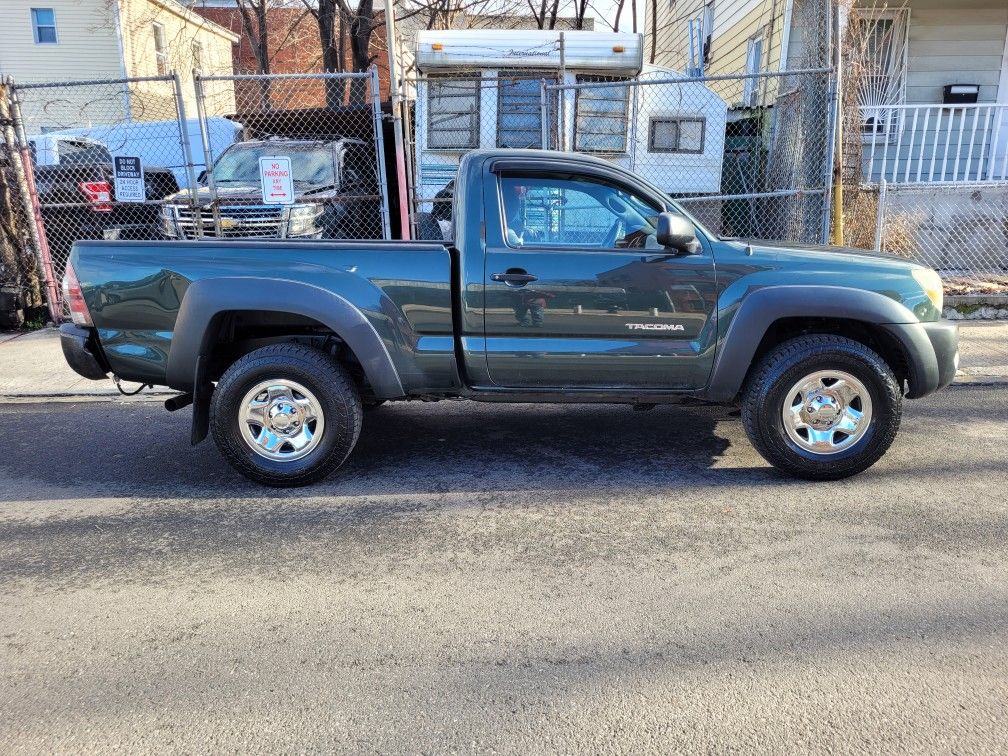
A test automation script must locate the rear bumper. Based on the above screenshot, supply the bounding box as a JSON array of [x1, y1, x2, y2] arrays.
[[882, 319, 959, 399], [59, 323, 109, 380]]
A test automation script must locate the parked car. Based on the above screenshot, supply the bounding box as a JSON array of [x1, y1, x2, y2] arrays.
[[40, 117, 242, 189], [60, 149, 957, 487], [161, 138, 384, 241], [29, 134, 180, 263]]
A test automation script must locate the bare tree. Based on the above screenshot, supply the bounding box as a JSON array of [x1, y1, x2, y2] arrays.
[[302, 0, 384, 105]]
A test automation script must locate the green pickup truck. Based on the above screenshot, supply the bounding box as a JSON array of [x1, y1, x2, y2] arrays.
[[60, 149, 958, 486]]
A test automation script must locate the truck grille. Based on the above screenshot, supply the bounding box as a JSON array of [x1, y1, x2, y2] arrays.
[[175, 205, 284, 239]]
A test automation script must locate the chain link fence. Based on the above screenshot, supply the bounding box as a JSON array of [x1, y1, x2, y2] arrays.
[[7, 75, 196, 318], [2, 68, 391, 317], [407, 68, 834, 245], [545, 69, 834, 244], [189, 70, 391, 243], [407, 71, 561, 240], [871, 181, 1008, 296]]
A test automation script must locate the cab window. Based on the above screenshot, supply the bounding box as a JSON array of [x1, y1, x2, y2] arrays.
[[499, 174, 663, 250]]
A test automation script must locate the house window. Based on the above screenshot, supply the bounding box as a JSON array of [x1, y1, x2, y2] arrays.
[[153, 22, 168, 75], [856, 10, 908, 140], [574, 76, 630, 153], [702, 2, 715, 66], [191, 40, 203, 71], [649, 117, 705, 154], [497, 72, 556, 149], [743, 36, 764, 106], [31, 8, 57, 44], [427, 77, 479, 149]]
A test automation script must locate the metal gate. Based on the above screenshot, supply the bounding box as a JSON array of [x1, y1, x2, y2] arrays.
[[190, 69, 391, 243], [543, 68, 835, 245], [5, 74, 199, 319], [4, 67, 392, 319]]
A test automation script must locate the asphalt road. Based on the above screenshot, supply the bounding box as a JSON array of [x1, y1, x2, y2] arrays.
[[1, 386, 1007, 753]]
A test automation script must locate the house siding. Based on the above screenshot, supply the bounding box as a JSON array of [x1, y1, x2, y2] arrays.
[[848, 0, 1008, 181], [0, 0, 236, 133], [646, 0, 789, 82], [902, 0, 1007, 104], [0, 0, 126, 131], [119, 0, 237, 119]]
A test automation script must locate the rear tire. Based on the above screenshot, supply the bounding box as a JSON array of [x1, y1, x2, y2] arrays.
[[210, 343, 362, 487], [741, 335, 902, 480]]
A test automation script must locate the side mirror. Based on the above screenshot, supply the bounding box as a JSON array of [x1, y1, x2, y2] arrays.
[[656, 212, 700, 255]]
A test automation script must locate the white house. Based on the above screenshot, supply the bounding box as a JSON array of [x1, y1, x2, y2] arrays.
[[1, 0, 239, 133]]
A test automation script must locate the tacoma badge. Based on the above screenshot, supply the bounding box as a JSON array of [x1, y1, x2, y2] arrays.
[[625, 323, 685, 331]]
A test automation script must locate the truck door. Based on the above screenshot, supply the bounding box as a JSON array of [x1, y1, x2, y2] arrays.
[[482, 167, 717, 390]]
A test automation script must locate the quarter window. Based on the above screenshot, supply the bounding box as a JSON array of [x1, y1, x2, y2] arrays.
[[497, 72, 555, 149], [427, 77, 479, 149], [649, 117, 705, 154], [574, 76, 630, 153], [153, 22, 168, 76], [499, 174, 663, 250], [31, 8, 57, 44]]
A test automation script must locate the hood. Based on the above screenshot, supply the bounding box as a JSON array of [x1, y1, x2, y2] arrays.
[[733, 238, 923, 271]]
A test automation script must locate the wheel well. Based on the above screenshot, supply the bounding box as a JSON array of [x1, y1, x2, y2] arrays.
[[200, 309, 373, 397], [748, 317, 910, 389]]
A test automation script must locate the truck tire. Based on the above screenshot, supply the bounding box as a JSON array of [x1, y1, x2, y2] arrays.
[[741, 335, 902, 480], [210, 343, 363, 487]]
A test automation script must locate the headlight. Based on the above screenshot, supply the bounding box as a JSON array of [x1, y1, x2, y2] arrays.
[[911, 267, 943, 314], [285, 204, 324, 237], [161, 205, 179, 238]]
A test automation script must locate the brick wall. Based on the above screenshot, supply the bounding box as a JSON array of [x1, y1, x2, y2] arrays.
[[193, 7, 390, 108]]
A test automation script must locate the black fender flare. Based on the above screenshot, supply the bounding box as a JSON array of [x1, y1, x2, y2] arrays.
[[705, 285, 936, 402], [166, 276, 405, 398]]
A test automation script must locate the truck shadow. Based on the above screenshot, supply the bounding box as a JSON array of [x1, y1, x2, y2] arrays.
[[0, 399, 781, 499]]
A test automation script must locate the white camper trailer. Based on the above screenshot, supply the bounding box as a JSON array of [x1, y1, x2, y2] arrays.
[[413, 30, 727, 216]]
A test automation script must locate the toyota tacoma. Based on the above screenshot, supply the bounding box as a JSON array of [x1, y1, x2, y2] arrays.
[[59, 149, 958, 486]]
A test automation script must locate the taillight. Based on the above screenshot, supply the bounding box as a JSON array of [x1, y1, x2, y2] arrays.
[[79, 180, 112, 212], [62, 264, 93, 326]]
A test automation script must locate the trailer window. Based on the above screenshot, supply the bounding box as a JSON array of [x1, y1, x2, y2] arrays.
[[427, 77, 480, 150], [497, 72, 555, 149], [648, 117, 705, 154], [574, 76, 629, 153]]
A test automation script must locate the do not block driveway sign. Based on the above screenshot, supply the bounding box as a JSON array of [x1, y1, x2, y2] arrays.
[[113, 156, 145, 203], [259, 156, 294, 205]]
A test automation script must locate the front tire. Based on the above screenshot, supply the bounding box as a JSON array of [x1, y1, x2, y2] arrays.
[[741, 335, 902, 480], [210, 343, 362, 487]]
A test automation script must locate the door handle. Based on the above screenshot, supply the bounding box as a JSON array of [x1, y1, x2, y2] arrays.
[[491, 271, 538, 286]]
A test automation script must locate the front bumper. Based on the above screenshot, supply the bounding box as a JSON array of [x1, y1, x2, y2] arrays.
[[59, 323, 109, 380], [882, 319, 959, 398], [922, 319, 959, 391]]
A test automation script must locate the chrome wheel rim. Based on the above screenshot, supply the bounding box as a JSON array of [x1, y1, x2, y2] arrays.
[[239, 379, 325, 462], [782, 370, 872, 455]]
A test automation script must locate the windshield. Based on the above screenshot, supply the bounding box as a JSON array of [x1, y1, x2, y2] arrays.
[[212, 144, 336, 186]]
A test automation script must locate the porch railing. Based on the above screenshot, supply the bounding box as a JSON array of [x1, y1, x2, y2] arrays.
[[861, 103, 1008, 184]]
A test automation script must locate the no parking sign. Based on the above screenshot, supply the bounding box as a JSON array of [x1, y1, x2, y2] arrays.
[[259, 156, 294, 205]]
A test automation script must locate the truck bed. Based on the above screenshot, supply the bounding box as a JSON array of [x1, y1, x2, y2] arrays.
[[71, 239, 455, 389]]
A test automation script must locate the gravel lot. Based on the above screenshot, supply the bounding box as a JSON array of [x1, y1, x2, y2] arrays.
[[1, 387, 1006, 753]]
